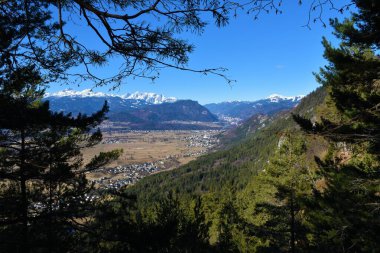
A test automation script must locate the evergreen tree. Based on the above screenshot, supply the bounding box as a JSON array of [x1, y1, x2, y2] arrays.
[[216, 199, 240, 253], [84, 193, 212, 252], [250, 133, 314, 252], [0, 66, 121, 252], [293, 0, 380, 251], [293, 0, 380, 153]]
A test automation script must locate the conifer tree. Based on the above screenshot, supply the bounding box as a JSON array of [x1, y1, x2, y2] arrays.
[[293, 0, 380, 251], [294, 0, 380, 153], [84, 193, 212, 252], [250, 133, 314, 252], [0, 66, 121, 252], [216, 203, 241, 252]]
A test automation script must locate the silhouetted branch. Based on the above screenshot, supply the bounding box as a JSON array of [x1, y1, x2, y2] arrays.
[[0, 0, 352, 88]]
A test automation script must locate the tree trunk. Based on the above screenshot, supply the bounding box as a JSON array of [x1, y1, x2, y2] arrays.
[[20, 129, 29, 253], [290, 189, 295, 253]]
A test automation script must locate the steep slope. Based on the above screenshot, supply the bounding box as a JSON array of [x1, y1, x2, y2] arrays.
[[217, 112, 280, 148], [47, 96, 141, 115], [134, 100, 218, 122]]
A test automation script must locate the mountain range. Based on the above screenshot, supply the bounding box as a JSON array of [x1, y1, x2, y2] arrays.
[[204, 94, 304, 125], [45, 89, 304, 130], [45, 89, 218, 130], [46, 89, 177, 104], [46, 89, 178, 116]]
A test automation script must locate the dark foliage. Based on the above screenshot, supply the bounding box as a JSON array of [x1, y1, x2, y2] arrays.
[[0, 67, 121, 252], [294, 0, 380, 251], [0, 0, 351, 87]]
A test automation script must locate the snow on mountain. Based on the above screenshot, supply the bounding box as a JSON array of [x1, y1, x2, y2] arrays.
[[205, 94, 305, 121], [45, 89, 177, 104], [44, 90, 218, 130], [124, 92, 177, 104], [45, 89, 115, 98], [267, 94, 305, 103]]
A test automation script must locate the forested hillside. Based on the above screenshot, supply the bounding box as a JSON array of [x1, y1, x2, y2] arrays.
[[106, 87, 329, 251]]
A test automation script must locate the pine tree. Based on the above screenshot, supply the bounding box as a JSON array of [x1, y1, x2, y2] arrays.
[[0, 66, 121, 252], [250, 133, 314, 252], [216, 199, 240, 253], [293, 0, 380, 251], [0, 0, 351, 87], [84, 193, 212, 252], [293, 0, 380, 153]]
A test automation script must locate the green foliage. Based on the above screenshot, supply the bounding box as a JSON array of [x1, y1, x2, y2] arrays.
[[120, 88, 327, 251], [0, 67, 121, 252], [216, 200, 241, 253], [81, 193, 213, 253], [2, 0, 309, 86], [85, 149, 123, 171], [303, 157, 380, 252], [99, 3, 380, 249], [295, 1, 380, 153], [248, 134, 315, 252], [293, 1, 380, 251]]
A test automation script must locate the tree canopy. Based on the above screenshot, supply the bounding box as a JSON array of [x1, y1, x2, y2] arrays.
[[293, 0, 380, 251], [0, 66, 122, 252], [0, 0, 353, 87]]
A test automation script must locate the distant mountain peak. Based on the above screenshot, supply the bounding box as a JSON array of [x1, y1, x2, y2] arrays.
[[45, 89, 177, 104], [45, 89, 114, 98], [267, 94, 305, 103], [124, 92, 177, 104], [205, 93, 306, 122]]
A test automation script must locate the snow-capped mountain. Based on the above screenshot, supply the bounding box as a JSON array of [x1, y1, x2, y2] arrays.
[[125, 92, 177, 104], [267, 94, 305, 103], [45, 89, 177, 104], [204, 94, 305, 121], [44, 89, 218, 130], [45, 89, 112, 98], [44, 89, 304, 129]]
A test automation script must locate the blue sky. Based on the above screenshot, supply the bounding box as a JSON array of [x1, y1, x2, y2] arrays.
[[48, 1, 351, 104]]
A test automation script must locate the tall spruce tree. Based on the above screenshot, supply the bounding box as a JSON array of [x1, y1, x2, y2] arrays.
[[293, 0, 380, 251], [0, 66, 121, 252], [249, 133, 314, 252]]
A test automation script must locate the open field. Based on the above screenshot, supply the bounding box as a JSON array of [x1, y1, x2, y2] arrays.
[[83, 130, 221, 189], [83, 130, 219, 167]]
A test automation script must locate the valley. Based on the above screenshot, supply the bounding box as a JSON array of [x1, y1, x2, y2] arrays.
[[83, 130, 221, 189], [46, 90, 305, 190]]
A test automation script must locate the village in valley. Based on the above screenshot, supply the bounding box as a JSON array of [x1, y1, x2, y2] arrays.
[[85, 130, 221, 190]]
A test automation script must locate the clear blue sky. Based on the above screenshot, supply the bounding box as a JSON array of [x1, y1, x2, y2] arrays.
[[48, 1, 351, 104]]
